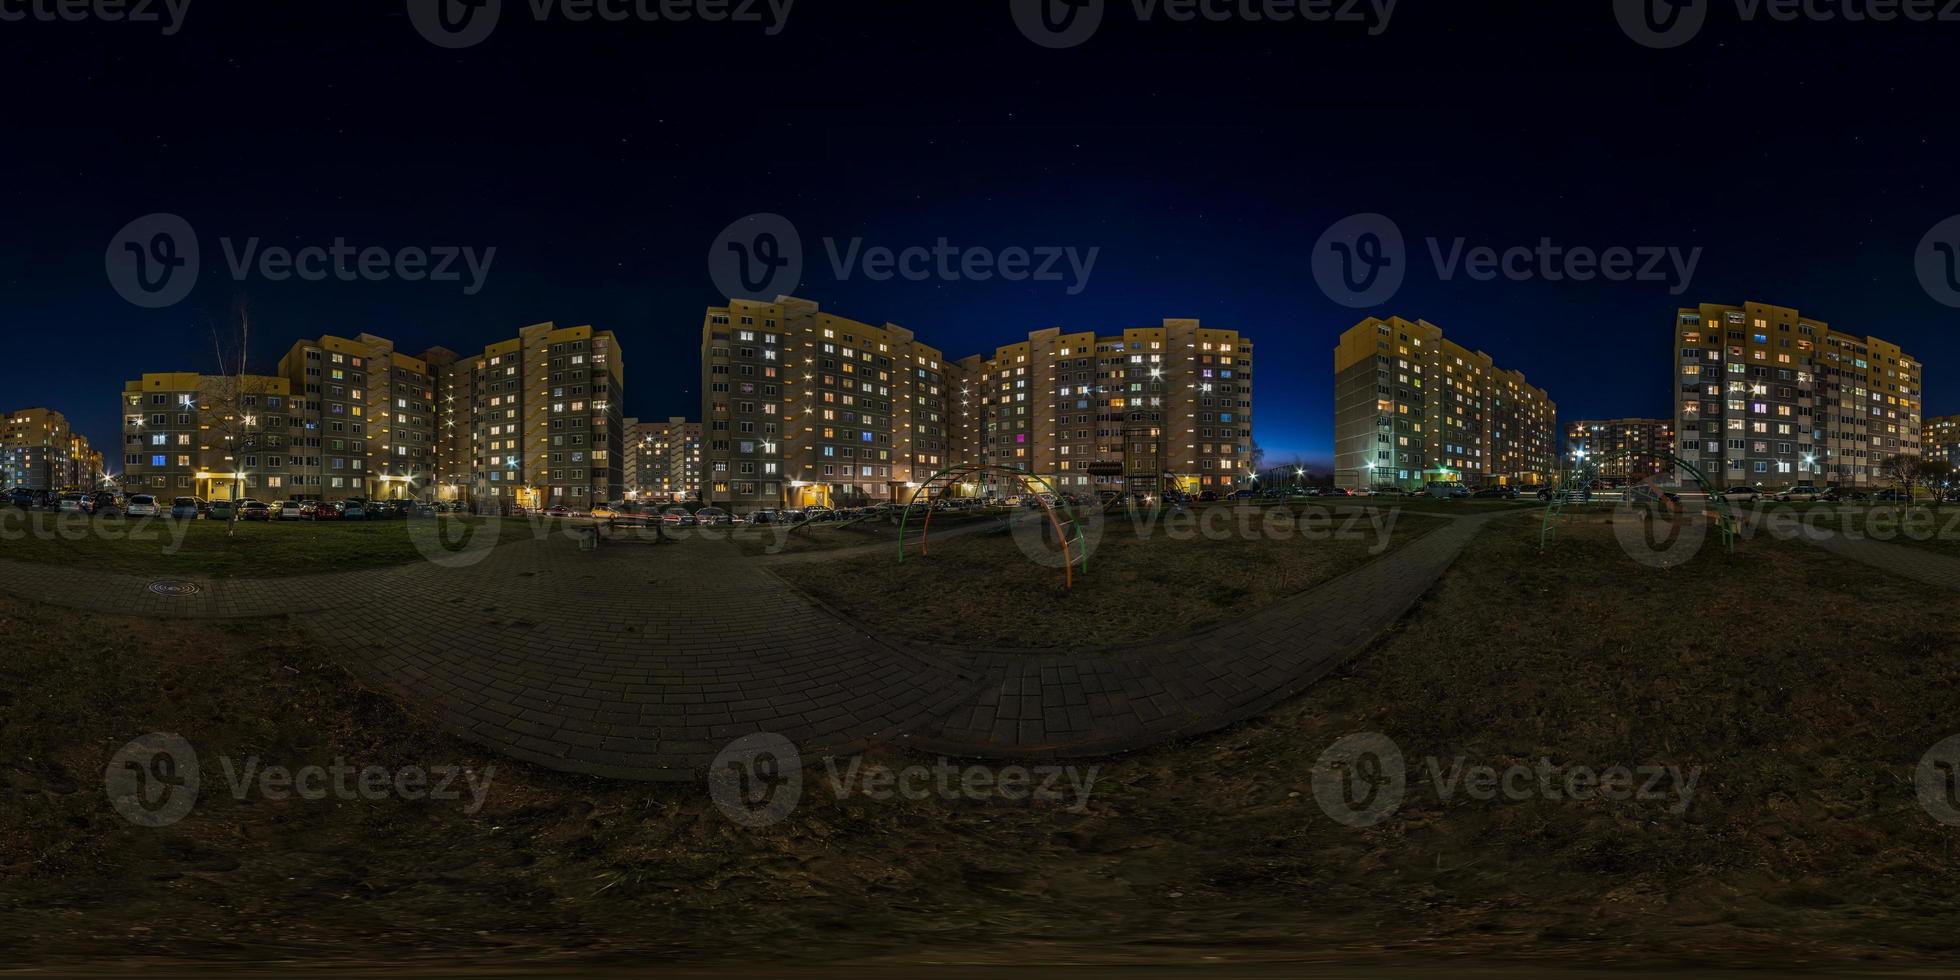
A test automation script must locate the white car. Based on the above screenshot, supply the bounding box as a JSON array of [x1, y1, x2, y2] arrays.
[[125, 493, 161, 517], [1719, 486, 1765, 501], [1775, 485, 1824, 502], [276, 501, 305, 520]]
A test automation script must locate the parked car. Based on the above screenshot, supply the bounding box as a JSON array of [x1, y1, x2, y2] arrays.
[[1718, 486, 1765, 501], [1873, 488, 1911, 502], [237, 500, 272, 521], [91, 491, 124, 516], [1626, 485, 1683, 506], [125, 493, 161, 517], [662, 507, 698, 527], [302, 500, 341, 521], [746, 509, 782, 525], [1424, 482, 1469, 499], [1823, 487, 1867, 502], [169, 496, 205, 519], [1197, 490, 1219, 503], [275, 500, 305, 520], [541, 505, 577, 518], [7, 488, 35, 509], [693, 506, 734, 526], [410, 501, 436, 517], [1775, 484, 1825, 502], [1470, 486, 1517, 499], [57, 492, 91, 514], [340, 500, 368, 520], [207, 499, 235, 521]]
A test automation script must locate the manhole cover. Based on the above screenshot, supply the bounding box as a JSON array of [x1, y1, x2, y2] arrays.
[[148, 580, 202, 598]]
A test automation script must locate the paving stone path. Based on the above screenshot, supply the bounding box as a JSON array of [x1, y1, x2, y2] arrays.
[[1793, 523, 1960, 590], [0, 511, 1498, 779]]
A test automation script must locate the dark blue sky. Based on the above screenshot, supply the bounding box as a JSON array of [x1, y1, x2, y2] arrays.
[[4, 1, 1958, 470]]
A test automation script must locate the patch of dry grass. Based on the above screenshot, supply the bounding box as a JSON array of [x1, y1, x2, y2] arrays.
[[773, 505, 1442, 649]]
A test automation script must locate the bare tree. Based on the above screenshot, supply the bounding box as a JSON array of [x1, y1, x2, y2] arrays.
[[202, 304, 276, 540], [1918, 459, 1954, 508], [1880, 453, 1922, 509]]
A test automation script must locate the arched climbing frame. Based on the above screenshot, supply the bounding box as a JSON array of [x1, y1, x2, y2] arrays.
[[1540, 449, 1739, 553], [896, 463, 1089, 589]]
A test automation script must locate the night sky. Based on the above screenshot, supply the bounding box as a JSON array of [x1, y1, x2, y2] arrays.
[[4, 0, 1958, 472]]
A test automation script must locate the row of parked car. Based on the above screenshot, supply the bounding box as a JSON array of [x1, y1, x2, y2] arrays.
[[3, 488, 460, 520], [1711, 484, 1949, 503]]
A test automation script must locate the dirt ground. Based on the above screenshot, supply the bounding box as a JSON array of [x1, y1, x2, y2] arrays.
[[5, 515, 1960, 974]]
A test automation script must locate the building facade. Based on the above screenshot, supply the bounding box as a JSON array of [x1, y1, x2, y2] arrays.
[[272, 334, 442, 501], [123, 322, 623, 509], [624, 416, 703, 502], [1334, 317, 1556, 490], [119, 374, 301, 502], [1563, 418, 1675, 484], [2, 408, 101, 491], [1926, 414, 1960, 468], [1672, 302, 1921, 488], [700, 297, 962, 510], [699, 296, 1252, 509], [959, 320, 1254, 496], [450, 322, 625, 510]]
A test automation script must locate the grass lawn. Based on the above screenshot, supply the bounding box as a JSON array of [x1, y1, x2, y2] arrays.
[[730, 509, 1004, 557], [773, 505, 1444, 650], [8, 510, 1960, 970], [0, 513, 559, 578]]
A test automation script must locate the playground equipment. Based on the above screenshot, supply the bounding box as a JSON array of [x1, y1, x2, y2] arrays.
[[1539, 449, 1738, 553], [896, 463, 1090, 589]]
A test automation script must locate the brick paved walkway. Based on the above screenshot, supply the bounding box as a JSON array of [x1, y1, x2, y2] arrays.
[[0, 512, 1497, 779], [1796, 525, 1960, 590]]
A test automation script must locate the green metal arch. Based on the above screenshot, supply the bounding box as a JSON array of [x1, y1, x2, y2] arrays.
[[1539, 448, 1738, 553], [896, 463, 1088, 588]]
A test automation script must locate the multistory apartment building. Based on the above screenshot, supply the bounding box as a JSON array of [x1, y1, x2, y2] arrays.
[[1, 408, 100, 491], [1334, 317, 1556, 490], [119, 373, 301, 501], [1925, 414, 1960, 467], [623, 416, 704, 501], [1563, 418, 1675, 483], [1672, 302, 1921, 488], [275, 334, 441, 500], [665, 418, 702, 502], [698, 296, 1252, 508], [124, 322, 623, 509], [959, 320, 1255, 495], [453, 322, 625, 509], [699, 297, 958, 510], [622, 417, 647, 496]]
